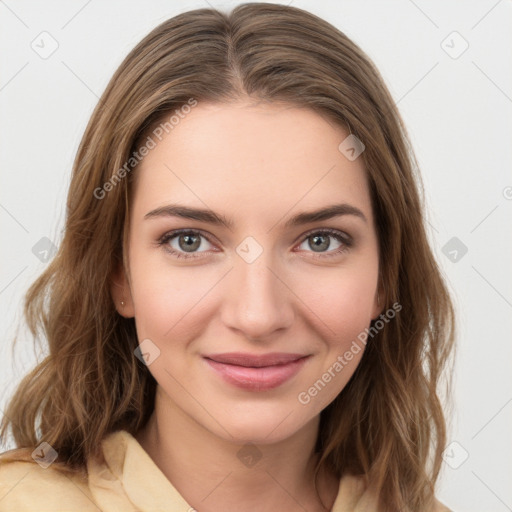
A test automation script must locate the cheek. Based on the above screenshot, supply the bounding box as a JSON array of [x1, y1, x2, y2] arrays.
[[293, 269, 377, 411], [128, 246, 205, 340], [296, 260, 378, 341]]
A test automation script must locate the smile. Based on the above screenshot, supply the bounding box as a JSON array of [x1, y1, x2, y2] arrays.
[[203, 352, 311, 391]]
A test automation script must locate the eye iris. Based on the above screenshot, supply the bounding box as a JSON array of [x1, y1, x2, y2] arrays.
[[310, 234, 329, 252], [179, 234, 201, 252]]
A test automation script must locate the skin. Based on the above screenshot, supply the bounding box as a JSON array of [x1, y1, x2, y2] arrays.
[[111, 98, 382, 512]]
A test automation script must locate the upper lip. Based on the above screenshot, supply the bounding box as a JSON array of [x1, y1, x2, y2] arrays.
[[203, 352, 309, 367]]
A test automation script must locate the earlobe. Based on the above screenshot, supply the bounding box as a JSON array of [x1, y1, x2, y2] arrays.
[[110, 263, 135, 318]]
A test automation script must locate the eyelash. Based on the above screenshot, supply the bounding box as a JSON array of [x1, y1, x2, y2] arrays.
[[156, 228, 353, 260]]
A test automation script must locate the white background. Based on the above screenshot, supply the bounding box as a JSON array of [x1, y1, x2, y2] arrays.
[[1, 1, 511, 511]]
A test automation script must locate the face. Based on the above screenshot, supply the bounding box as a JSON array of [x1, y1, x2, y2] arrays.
[[112, 99, 382, 445]]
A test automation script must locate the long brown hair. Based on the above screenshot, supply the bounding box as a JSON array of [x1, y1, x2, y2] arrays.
[[0, 3, 455, 510]]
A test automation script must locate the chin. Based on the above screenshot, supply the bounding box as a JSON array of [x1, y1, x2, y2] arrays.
[[206, 407, 309, 445]]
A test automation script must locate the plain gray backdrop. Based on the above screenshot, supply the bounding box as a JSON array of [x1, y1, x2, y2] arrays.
[[1, 1, 511, 511]]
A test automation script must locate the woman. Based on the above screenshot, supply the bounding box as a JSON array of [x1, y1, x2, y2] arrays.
[[0, 3, 455, 511]]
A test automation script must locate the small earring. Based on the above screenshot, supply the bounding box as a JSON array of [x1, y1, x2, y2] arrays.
[[120, 301, 125, 307]]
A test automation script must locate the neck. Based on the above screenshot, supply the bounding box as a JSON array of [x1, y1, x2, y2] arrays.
[[135, 385, 339, 512]]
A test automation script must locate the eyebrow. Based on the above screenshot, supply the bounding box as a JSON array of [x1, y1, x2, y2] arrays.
[[144, 203, 367, 229]]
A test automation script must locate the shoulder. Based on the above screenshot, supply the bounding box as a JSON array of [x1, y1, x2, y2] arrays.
[[432, 498, 453, 512], [0, 450, 98, 512], [333, 473, 453, 512]]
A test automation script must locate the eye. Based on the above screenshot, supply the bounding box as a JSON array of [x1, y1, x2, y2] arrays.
[[295, 229, 352, 259], [157, 228, 353, 260], [157, 229, 215, 259]]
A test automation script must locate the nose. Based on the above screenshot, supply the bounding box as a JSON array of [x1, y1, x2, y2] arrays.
[[221, 245, 294, 342]]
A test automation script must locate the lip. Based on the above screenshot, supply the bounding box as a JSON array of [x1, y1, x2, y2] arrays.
[[203, 352, 310, 391]]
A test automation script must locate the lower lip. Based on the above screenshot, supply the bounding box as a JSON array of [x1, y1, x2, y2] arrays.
[[204, 357, 310, 391]]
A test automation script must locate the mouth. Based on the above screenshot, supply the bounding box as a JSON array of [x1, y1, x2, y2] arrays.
[[203, 352, 311, 391]]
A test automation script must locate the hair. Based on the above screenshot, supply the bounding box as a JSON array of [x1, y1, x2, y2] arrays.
[[0, 3, 455, 511]]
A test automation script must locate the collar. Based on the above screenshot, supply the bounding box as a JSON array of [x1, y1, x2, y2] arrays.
[[87, 429, 376, 512]]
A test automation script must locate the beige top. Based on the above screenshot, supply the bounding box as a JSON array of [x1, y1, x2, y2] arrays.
[[0, 429, 451, 511]]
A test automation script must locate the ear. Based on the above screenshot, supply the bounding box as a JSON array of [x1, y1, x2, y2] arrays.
[[110, 261, 135, 318]]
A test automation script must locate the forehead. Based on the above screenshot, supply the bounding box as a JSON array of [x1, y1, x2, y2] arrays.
[[131, 100, 372, 225]]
